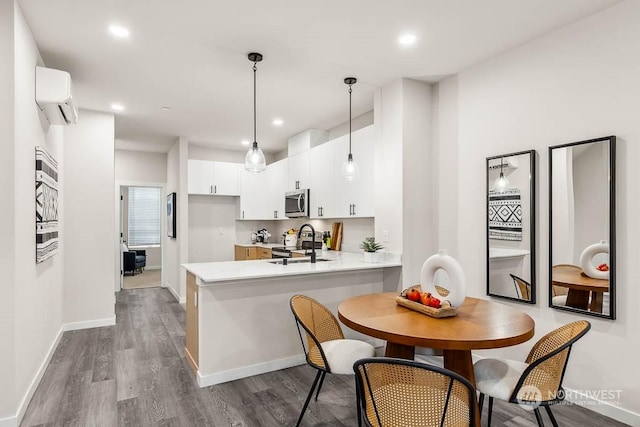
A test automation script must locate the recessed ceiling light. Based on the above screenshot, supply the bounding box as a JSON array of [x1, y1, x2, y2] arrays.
[[111, 103, 124, 111], [241, 139, 250, 146], [272, 118, 283, 126], [161, 106, 171, 111], [108, 25, 130, 38], [398, 33, 417, 46]]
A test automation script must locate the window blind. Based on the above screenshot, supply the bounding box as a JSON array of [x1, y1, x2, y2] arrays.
[[128, 187, 161, 246]]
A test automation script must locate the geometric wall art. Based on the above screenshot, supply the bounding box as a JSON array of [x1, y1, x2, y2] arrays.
[[35, 146, 59, 263], [488, 188, 523, 241]]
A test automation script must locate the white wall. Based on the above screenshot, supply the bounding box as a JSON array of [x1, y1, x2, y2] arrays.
[[0, 0, 16, 420], [115, 149, 167, 183], [63, 110, 115, 325], [188, 196, 238, 262], [164, 140, 181, 298], [435, 1, 640, 422], [7, 4, 67, 425]]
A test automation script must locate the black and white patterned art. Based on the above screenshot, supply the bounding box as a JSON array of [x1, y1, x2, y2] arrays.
[[488, 188, 523, 241], [36, 146, 59, 263]]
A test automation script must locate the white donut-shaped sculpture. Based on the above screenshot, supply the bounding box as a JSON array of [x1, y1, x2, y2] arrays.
[[580, 241, 609, 280], [420, 250, 467, 308]]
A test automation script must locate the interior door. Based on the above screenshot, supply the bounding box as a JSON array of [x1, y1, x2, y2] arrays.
[[119, 186, 125, 290]]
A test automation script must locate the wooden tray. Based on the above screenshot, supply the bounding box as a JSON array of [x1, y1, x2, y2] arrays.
[[396, 285, 458, 318]]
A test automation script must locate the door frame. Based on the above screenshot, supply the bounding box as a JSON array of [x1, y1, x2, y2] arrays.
[[115, 180, 167, 292]]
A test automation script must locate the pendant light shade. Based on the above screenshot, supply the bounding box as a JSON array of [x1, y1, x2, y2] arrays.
[[342, 77, 359, 181], [245, 52, 266, 173], [493, 157, 509, 192]]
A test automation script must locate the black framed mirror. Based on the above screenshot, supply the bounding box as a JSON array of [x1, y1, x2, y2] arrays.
[[486, 150, 536, 304], [549, 136, 615, 319]]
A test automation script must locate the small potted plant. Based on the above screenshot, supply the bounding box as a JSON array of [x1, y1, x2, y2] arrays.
[[361, 237, 384, 262]]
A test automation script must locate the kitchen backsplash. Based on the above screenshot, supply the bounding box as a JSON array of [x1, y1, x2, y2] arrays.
[[236, 217, 375, 253]]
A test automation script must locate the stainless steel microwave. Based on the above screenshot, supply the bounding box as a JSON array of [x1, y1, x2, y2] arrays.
[[285, 189, 309, 218]]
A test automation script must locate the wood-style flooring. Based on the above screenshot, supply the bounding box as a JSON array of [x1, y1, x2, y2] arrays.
[[21, 287, 629, 426]]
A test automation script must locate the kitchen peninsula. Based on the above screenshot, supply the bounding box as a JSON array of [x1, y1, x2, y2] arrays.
[[182, 251, 402, 387]]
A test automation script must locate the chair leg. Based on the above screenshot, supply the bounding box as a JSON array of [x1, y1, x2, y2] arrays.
[[295, 370, 322, 427], [534, 407, 545, 427], [314, 371, 326, 401], [544, 405, 559, 427], [478, 393, 485, 419], [487, 396, 493, 427]]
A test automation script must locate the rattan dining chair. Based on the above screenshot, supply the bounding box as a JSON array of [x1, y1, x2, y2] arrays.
[[353, 357, 477, 427], [290, 295, 375, 427], [474, 320, 591, 427], [510, 274, 531, 301]]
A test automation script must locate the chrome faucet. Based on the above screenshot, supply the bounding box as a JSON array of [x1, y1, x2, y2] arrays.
[[297, 223, 317, 264]]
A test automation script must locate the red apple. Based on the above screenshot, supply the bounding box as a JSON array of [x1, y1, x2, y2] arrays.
[[407, 289, 421, 302]]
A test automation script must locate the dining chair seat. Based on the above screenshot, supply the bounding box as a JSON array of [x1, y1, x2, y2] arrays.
[[552, 295, 567, 306], [321, 339, 375, 375], [475, 358, 529, 401]]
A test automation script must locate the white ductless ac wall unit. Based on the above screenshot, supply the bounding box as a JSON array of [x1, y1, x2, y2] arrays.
[[35, 65, 78, 125]]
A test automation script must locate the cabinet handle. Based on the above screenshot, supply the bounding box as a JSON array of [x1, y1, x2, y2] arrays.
[[274, 210, 278, 219], [320, 206, 323, 217], [317, 207, 320, 217], [352, 204, 356, 216], [210, 185, 213, 194], [242, 210, 245, 219], [214, 185, 217, 194], [296, 180, 300, 190], [349, 204, 353, 215]]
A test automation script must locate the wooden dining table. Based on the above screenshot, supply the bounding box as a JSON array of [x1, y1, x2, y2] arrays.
[[552, 264, 609, 313], [338, 292, 535, 387]]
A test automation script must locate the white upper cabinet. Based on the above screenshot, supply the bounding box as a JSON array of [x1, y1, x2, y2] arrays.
[[188, 159, 214, 195], [188, 160, 240, 196], [267, 158, 288, 219], [239, 167, 266, 220], [309, 137, 339, 219], [212, 161, 240, 195], [287, 151, 310, 191], [331, 126, 375, 218]]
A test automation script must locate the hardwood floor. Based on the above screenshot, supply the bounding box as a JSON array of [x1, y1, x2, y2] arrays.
[[21, 288, 629, 426]]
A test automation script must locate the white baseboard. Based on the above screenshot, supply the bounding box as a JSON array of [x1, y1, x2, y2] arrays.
[[164, 282, 185, 304], [563, 387, 640, 427], [0, 325, 65, 427], [145, 265, 161, 270], [63, 316, 116, 332], [197, 354, 306, 388]]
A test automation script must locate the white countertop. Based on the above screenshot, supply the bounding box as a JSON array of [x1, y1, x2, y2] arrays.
[[182, 251, 402, 285]]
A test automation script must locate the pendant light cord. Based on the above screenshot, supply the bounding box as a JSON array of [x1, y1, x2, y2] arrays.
[[253, 62, 257, 144], [348, 83, 352, 157]]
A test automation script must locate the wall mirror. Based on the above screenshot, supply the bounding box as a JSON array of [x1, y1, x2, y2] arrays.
[[486, 150, 536, 303], [549, 136, 616, 319]]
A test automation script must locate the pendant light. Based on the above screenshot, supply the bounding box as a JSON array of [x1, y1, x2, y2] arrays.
[[342, 77, 359, 181], [244, 52, 266, 172], [494, 157, 509, 192]]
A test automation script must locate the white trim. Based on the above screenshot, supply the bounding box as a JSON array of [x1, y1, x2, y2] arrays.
[[0, 326, 65, 427], [63, 316, 115, 332], [197, 354, 306, 388], [165, 281, 185, 304], [145, 265, 161, 271], [562, 387, 640, 427]]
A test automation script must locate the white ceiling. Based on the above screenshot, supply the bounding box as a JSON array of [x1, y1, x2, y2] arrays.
[[19, 0, 619, 154]]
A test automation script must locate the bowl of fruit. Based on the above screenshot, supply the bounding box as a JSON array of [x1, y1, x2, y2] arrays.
[[396, 285, 458, 318]]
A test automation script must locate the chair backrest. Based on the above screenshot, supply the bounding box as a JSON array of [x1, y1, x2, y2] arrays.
[[290, 295, 344, 371], [511, 320, 591, 404], [510, 274, 531, 300], [354, 358, 477, 427]]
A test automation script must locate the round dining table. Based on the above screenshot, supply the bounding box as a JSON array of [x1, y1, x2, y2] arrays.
[[338, 292, 535, 387], [552, 264, 609, 313]]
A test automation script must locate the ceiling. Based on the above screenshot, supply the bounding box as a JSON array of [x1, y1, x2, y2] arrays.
[[19, 0, 619, 154]]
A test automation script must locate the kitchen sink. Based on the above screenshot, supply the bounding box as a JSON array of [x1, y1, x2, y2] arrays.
[[268, 258, 331, 265]]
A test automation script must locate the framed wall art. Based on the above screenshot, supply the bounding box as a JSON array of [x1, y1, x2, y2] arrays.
[[36, 146, 59, 263], [167, 192, 177, 238]]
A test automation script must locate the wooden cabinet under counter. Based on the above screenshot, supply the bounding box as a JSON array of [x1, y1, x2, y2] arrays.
[[185, 272, 199, 372], [234, 245, 271, 260]]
